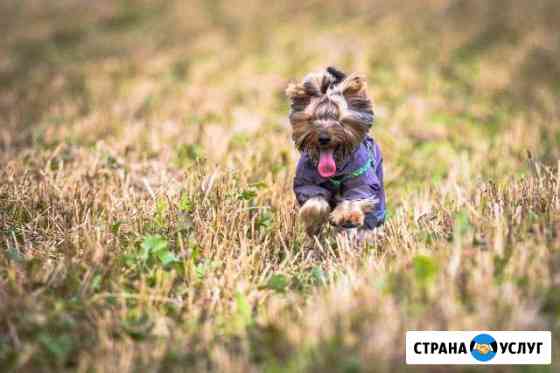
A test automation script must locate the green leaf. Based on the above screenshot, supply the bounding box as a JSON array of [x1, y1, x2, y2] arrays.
[[38, 333, 74, 363], [121, 254, 134, 268], [453, 210, 472, 237], [195, 262, 207, 280], [310, 266, 327, 286], [256, 210, 273, 230], [139, 235, 179, 268], [122, 313, 153, 340], [238, 188, 257, 201], [5, 247, 24, 263], [413, 255, 439, 284], [251, 181, 267, 190], [158, 251, 179, 266], [189, 243, 201, 262], [271, 163, 287, 174], [154, 198, 169, 228], [179, 193, 194, 212], [91, 274, 102, 291], [176, 143, 204, 164], [141, 235, 168, 257], [230, 132, 250, 147], [234, 291, 253, 328], [111, 220, 123, 235], [265, 274, 289, 293]]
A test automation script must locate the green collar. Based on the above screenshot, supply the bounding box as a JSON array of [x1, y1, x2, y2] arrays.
[[329, 157, 372, 187]]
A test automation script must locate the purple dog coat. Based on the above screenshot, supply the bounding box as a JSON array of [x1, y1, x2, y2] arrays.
[[293, 136, 386, 229]]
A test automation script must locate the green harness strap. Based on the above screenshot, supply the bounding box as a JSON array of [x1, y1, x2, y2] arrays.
[[329, 157, 372, 188]]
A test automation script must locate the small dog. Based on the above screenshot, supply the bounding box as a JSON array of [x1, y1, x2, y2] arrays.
[[286, 67, 386, 236]]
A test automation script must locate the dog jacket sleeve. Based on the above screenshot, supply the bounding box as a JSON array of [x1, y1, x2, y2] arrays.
[[293, 138, 386, 228], [341, 140, 386, 228], [293, 153, 333, 206]]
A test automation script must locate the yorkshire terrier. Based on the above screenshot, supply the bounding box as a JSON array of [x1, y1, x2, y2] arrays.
[[286, 67, 386, 236]]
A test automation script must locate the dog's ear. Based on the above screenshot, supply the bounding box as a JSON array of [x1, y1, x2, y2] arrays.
[[286, 81, 314, 114], [340, 73, 374, 117], [286, 70, 337, 123], [330, 72, 374, 132], [285, 82, 306, 99], [340, 73, 367, 97]]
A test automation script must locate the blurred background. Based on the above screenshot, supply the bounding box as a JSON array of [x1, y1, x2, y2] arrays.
[[1, 1, 560, 372], [1, 0, 559, 164]]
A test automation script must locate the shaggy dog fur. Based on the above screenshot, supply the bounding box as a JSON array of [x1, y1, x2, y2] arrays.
[[286, 67, 385, 236]]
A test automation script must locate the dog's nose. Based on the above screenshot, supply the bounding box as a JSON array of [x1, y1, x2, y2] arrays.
[[318, 133, 331, 145]]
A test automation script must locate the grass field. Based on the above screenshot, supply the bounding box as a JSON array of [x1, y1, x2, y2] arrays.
[[1, 1, 560, 372]]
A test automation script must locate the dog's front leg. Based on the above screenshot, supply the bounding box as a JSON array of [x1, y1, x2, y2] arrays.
[[329, 199, 376, 229], [299, 197, 331, 236]]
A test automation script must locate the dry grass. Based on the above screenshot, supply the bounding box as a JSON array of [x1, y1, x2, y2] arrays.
[[1, 1, 560, 372]]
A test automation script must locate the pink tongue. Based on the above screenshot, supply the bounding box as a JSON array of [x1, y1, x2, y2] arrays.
[[318, 149, 336, 178]]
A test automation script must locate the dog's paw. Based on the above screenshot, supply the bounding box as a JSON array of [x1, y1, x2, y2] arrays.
[[329, 199, 377, 229], [299, 197, 330, 236], [330, 203, 364, 228]]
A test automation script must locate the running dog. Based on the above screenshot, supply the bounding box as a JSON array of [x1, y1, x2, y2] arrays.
[[286, 67, 386, 236]]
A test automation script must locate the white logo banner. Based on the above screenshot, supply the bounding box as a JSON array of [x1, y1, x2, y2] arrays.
[[406, 331, 551, 365]]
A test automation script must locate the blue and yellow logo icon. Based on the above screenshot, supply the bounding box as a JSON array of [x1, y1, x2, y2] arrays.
[[470, 334, 497, 362]]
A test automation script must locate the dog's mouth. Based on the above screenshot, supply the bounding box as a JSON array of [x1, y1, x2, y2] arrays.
[[317, 148, 336, 178]]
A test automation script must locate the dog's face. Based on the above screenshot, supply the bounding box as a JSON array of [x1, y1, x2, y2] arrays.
[[286, 68, 374, 178], [292, 96, 354, 177]]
